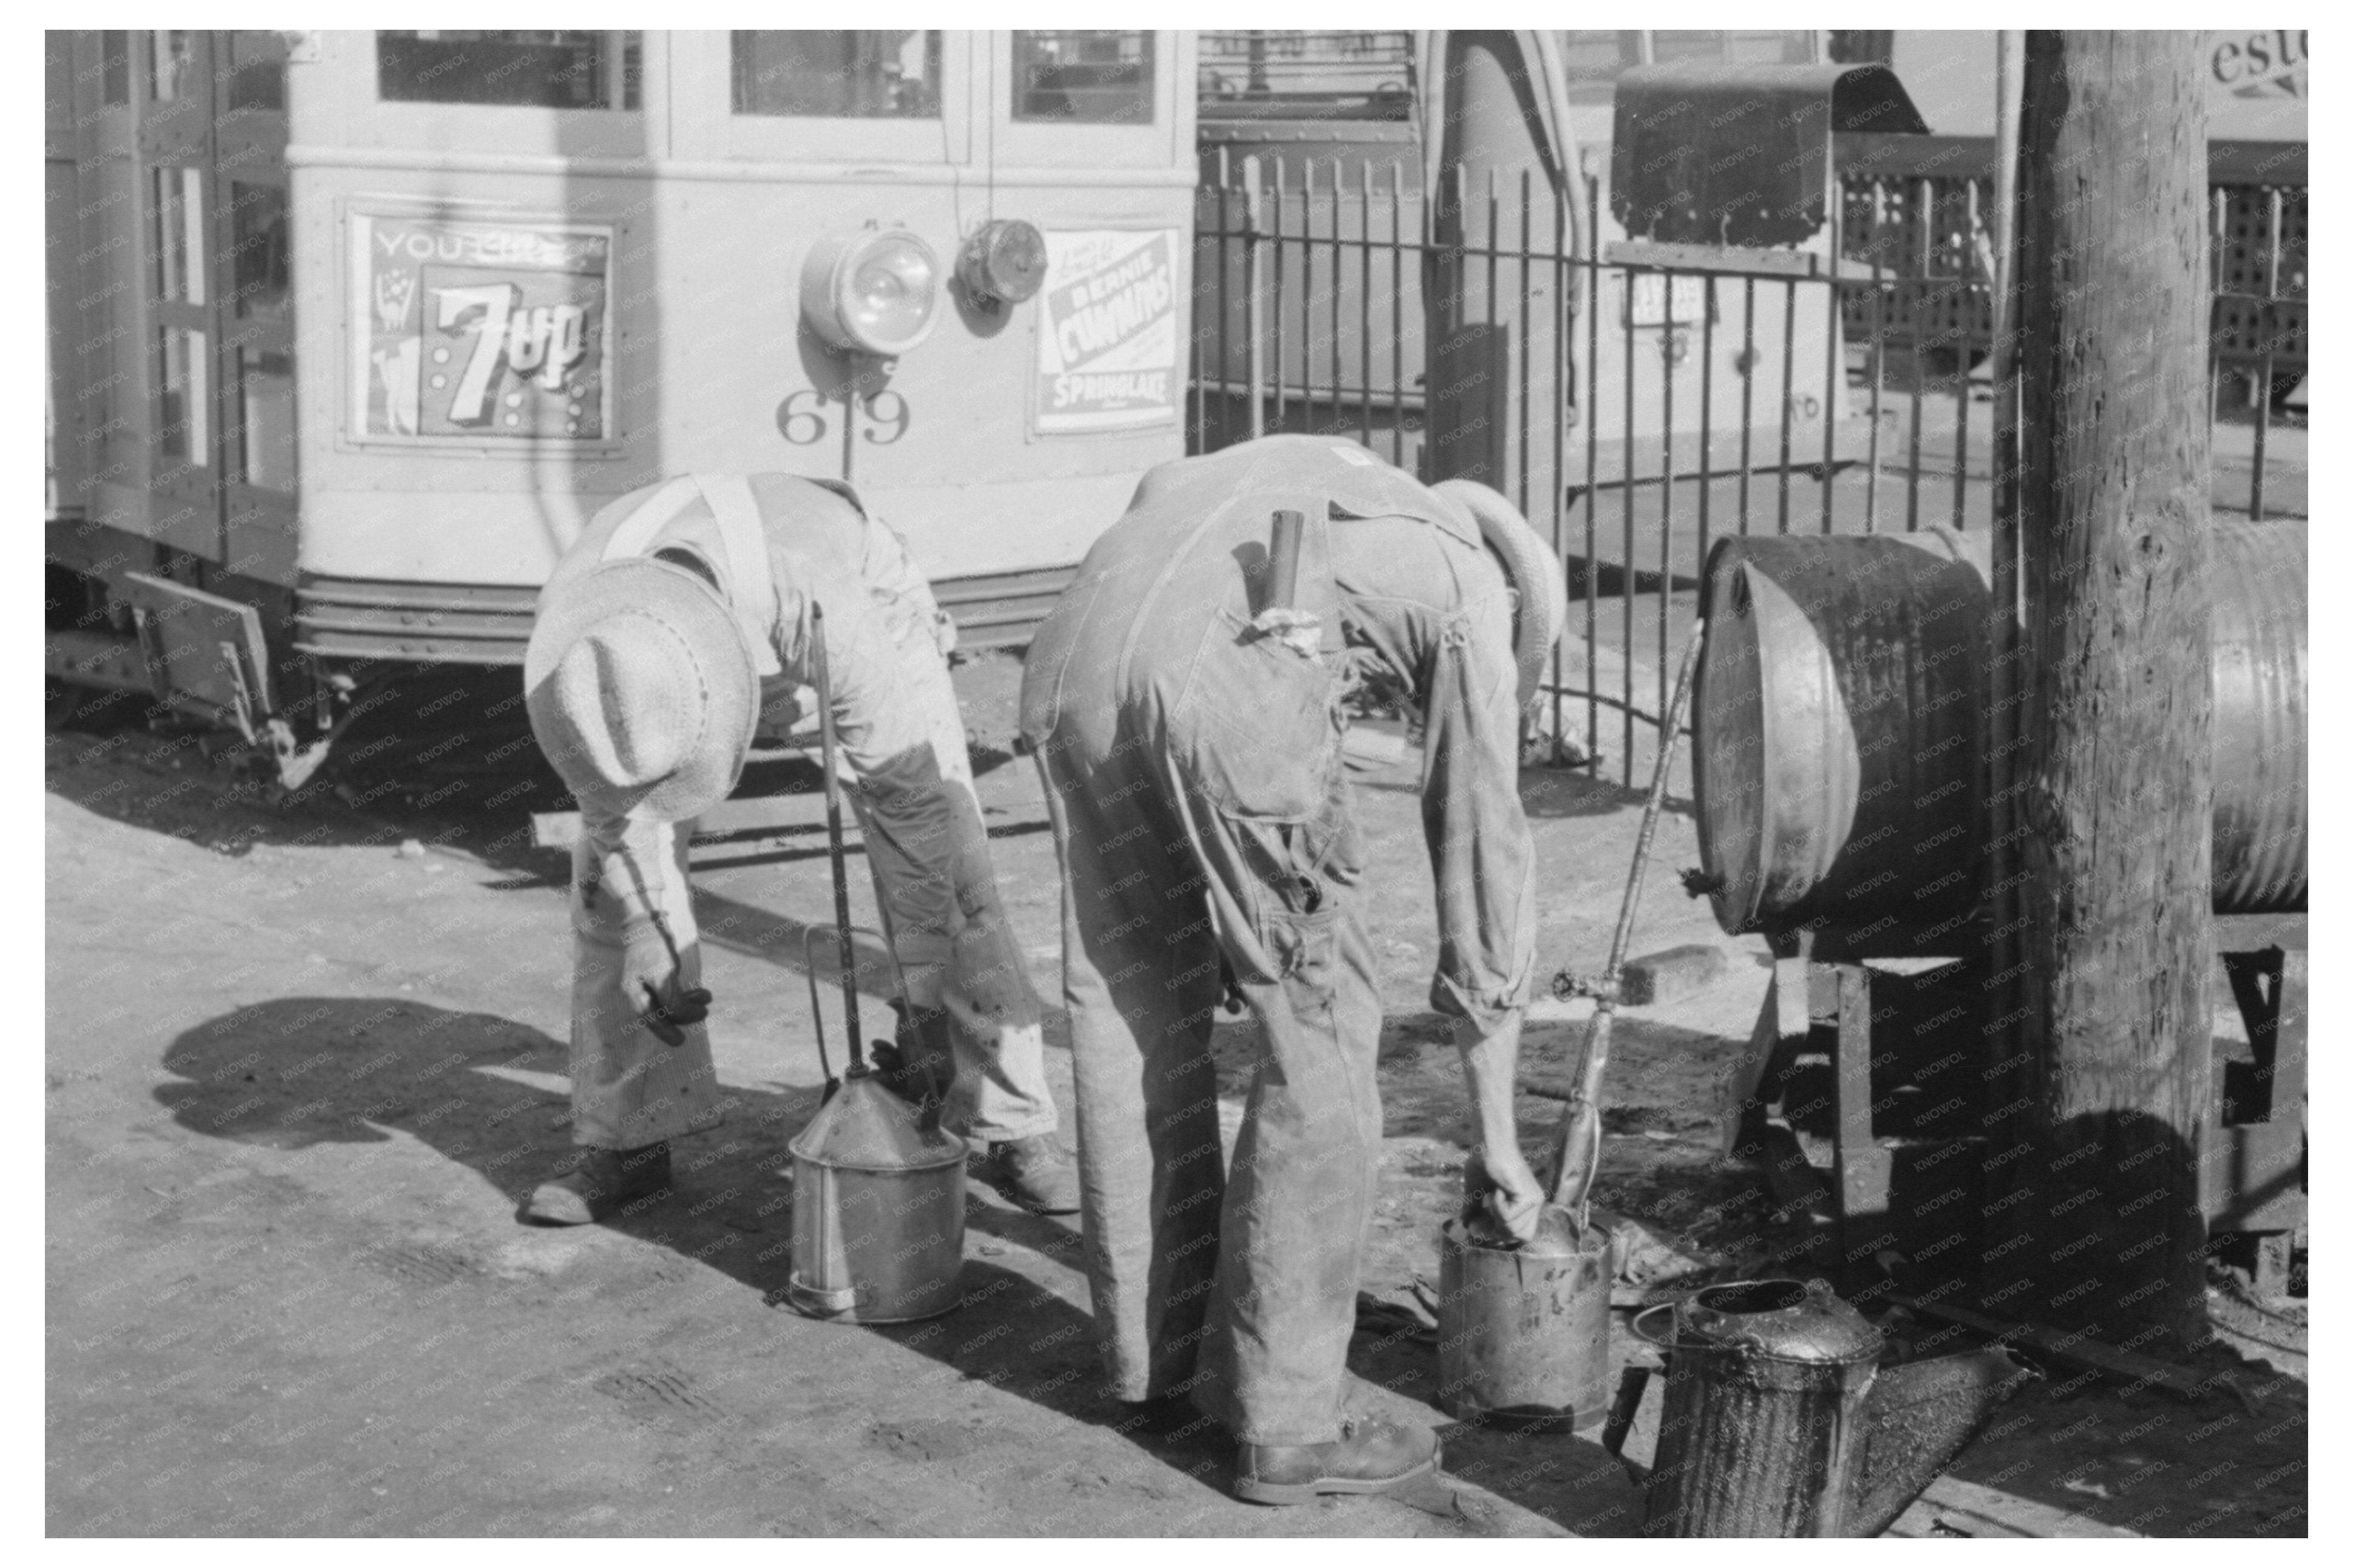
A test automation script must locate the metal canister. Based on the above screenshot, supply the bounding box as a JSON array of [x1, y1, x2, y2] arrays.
[[1435, 1205, 1612, 1432], [1642, 1278, 1885, 1536], [786, 1072, 968, 1324]]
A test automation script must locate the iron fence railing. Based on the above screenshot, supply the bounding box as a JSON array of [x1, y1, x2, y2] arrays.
[[1189, 148, 2308, 787]]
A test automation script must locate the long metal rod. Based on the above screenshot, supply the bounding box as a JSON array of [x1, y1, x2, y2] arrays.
[[1737, 278, 1756, 535], [2209, 187, 2227, 432], [1953, 179, 1975, 530], [1866, 179, 1886, 531], [1518, 167, 1533, 526], [1274, 159, 1289, 429], [1550, 172, 1569, 756], [1360, 160, 1373, 449], [809, 604, 864, 1072], [2250, 185, 2279, 521], [1658, 269, 1674, 727], [1585, 172, 1602, 772], [1821, 187, 1842, 534], [1392, 160, 1407, 466], [1906, 176, 1929, 530], [1549, 619, 1705, 1218], [1776, 279, 1796, 533], [1696, 276, 1715, 577], [1621, 251, 1637, 784], [1244, 156, 1265, 441], [1214, 144, 1232, 450]]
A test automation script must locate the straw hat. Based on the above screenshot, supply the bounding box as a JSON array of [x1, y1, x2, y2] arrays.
[[1430, 478, 1568, 710], [524, 557, 759, 822]]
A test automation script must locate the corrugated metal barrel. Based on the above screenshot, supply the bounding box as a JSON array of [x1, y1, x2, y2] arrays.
[[2210, 529, 2307, 912], [1693, 523, 2307, 932], [1693, 529, 1989, 933]]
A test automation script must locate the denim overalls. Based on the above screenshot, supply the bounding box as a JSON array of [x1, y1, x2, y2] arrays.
[[1020, 437, 1537, 1444]]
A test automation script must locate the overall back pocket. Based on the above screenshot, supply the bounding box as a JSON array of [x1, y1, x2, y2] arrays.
[[1171, 608, 1345, 823]]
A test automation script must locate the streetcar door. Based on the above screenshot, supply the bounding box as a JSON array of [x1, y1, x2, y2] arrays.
[[213, 30, 296, 586], [136, 30, 225, 562], [124, 30, 296, 582]]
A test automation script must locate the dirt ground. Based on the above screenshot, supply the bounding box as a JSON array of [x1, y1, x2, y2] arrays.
[[46, 652, 2306, 1537]]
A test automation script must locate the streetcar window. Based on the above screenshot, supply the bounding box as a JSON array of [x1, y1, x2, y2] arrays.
[[99, 32, 130, 106], [1560, 32, 1648, 83], [152, 166, 205, 307], [1198, 32, 1417, 123], [149, 31, 196, 104], [157, 328, 209, 467], [236, 348, 295, 494], [731, 32, 942, 118], [1826, 32, 1896, 67], [228, 182, 289, 323], [376, 32, 643, 110], [1652, 31, 1818, 67], [226, 32, 287, 112], [1013, 32, 1155, 124], [1559, 30, 1819, 106]]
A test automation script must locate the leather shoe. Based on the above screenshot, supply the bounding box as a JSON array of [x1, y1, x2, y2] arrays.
[[522, 1142, 671, 1225], [1233, 1416, 1440, 1506], [974, 1133, 1081, 1215]]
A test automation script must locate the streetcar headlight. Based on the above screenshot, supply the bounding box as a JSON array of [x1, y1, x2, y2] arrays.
[[955, 219, 1048, 308], [801, 225, 942, 358]]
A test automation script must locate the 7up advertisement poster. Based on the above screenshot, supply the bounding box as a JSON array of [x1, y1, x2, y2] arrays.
[[350, 211, 614, 446], [1034, 229, 1181, 435]]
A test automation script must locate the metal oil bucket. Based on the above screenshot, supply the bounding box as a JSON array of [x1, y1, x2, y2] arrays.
[[1435, 1205, 1612, 1432], [786, 1071, 968, 1324], [1640, 1278, 1885, 1536]]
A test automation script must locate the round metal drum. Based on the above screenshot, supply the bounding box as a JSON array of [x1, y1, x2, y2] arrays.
[[1692, 529, 1991, 934], [2210, 526, 2307, 912], [1691, 521, 2306, 933]]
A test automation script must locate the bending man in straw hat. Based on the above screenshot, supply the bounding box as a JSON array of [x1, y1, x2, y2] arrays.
[[1019, 436, 1566, 1505], [521, 473, 1078, 1224]]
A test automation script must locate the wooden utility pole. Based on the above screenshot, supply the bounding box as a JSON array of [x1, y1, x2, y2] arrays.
[[2000, 32, 2214, 1350]]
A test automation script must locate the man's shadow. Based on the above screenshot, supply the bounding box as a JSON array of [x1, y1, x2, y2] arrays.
[[153, 996, 1242, 1496]]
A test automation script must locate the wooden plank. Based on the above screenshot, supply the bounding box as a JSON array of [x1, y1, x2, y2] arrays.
[[1890, 1294, 2238, 1406], [1884, 1476, 2139, 1538], [1834, 133, 2303, 190], [1717, 980, 1785, 1158], [531, 794, 851, 852], [2212, 911, 2308, 952], [1834, 964, 1893, 1256], [1604, 239, 1821, 279], [46, 628, 152, 696], [531, 795, 1049, 853]]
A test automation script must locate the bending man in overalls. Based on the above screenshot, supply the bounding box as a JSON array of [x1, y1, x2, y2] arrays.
[[521, 473, 1078, 1223], [1019, 436, 1565, 1504]]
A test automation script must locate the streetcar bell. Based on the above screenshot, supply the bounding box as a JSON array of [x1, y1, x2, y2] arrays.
[[956, 219, 1048, 309], [801, 225, 942, 358]]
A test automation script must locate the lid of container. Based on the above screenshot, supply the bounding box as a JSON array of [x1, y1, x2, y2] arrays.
[[788, 1072, 968, 1173], [1677, 1277, 1885, 1367]]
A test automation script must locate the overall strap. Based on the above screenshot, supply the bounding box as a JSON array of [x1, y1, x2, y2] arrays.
[[597, 475, 701, 562], [694, 475, 786, 677]]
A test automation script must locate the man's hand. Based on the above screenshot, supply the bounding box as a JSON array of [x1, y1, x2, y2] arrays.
[[1452, 1010, 1541, 1240], [1465, 1144, 1545, 1244], [620, 937, 710, 1048]]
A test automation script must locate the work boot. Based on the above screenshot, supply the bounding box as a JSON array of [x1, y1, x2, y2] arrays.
[[973, 1133, 1081, 1215], [522, 1142, 671, 1225], [1232, 1416, 1441, 1507]]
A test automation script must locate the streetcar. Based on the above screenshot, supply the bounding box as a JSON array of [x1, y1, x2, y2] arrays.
[[46, 29, 1195, 785]]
